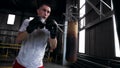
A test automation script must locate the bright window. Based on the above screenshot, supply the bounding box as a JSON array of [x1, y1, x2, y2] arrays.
[[79, 0, 86, 53], [113, 14, 120, 57], [7, 14, 15, 25], [111, 0, 120, 57]]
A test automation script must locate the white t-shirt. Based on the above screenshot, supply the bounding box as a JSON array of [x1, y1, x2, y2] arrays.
[[16, 19, 50, 68]]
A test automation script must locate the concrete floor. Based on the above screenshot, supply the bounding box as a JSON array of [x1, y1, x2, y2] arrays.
[[0, 63, 69, 68], [44, 63, 68, 68], [0, 53, 69, 68]]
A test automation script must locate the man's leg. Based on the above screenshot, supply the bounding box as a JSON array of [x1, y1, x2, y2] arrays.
[[39, 66, 44, 68], [13, 60, 25, 68]]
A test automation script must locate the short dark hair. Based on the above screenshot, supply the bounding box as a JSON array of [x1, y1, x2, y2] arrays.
[[36, 0, 53, 9]]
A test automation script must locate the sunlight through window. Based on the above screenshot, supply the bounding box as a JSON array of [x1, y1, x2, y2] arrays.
[[7, 14, 15, 25], [113, 15, 120, 57], [79, 0, 86, 53], [111, 0, 120, 57]]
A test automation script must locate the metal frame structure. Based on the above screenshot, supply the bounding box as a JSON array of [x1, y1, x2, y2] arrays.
[[79, 0, 113, 30], [62, 0, 114, 65]]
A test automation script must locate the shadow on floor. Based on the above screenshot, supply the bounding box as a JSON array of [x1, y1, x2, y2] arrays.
[[44, 63, 69, 68]]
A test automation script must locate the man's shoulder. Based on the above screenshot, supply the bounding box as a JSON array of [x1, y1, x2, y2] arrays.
[[23, 19, 30, 24], [21, 19, 32, 26]]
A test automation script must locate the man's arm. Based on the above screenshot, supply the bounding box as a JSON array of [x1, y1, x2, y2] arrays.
[[46, 19, 58, 51], [16, 17, 45, 43], [49, 37, 57, 52], [16, 31, 28, 43]]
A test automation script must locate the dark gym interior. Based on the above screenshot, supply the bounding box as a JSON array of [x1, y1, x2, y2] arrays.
[[0, 0, 120, 68]]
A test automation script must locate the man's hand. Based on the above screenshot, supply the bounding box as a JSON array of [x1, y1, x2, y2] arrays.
[[45, 19, 57, 39], [49, 37, 57, 50], [26, 16, 45, 33]]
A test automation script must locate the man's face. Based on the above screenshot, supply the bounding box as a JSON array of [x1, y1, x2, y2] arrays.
[[37, 5, 51, 20]]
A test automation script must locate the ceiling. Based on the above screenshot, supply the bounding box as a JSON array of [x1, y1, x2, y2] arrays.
[[0, 0, 66, 16]]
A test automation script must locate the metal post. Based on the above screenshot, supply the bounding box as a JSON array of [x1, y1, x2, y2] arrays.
[[62, 20, 68, 65], [62, 1, 71, 65], [100, 0, 102, 20]]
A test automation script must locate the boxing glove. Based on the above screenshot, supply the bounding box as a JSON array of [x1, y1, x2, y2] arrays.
[[46, 19, 57, 39], [26, 16, 45, 33]]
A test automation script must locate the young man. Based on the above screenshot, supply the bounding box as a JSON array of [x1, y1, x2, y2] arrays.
[[13, 1, 57, 68]]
